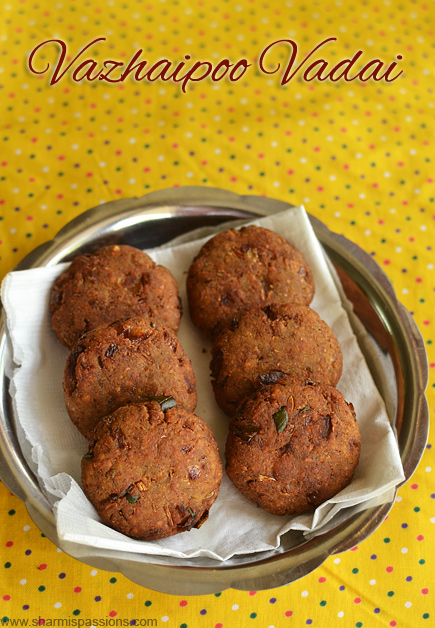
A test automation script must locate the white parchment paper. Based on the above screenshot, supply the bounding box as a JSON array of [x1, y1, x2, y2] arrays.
[[1, 205, 405, 560]]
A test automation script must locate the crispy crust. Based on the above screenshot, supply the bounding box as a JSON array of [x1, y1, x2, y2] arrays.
[[50, 244, 181, 348], [225, 379, 361, 516], [64, 316, 197, 438], [82, 401, 223, 540], [186, 225, 314, 339], [210, 303, 343, 417]]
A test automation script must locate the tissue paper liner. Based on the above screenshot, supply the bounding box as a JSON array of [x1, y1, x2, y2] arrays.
[[1, 205, 404, 561]]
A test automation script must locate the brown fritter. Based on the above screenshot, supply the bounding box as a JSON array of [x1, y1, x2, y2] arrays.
[[64, 316, 197, 439], [50, 244, 182, 348], [186, 225, 314, 339], [210, 303, 343, 417], [82, 401, 223, 540], [225, 379, 361, 516]]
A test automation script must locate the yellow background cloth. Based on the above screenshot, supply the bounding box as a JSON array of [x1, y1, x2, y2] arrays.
[[0, 1, 433, 626]]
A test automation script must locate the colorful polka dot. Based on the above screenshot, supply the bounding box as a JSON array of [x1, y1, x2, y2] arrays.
[[0, 3, 433, 627]]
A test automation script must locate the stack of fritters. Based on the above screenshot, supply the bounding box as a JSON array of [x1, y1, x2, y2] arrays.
[[187, 225, 361, 516], [50, 244, 222, 540]]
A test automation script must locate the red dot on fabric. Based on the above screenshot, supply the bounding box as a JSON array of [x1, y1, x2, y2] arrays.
[[38, 564, 47, 570], [3, 595, 10, 601], [74, 587, 81, 593], [109, 611, 117, 617], [285, 610, 293, 617], [354, 598, 361, 604], [5, 541, 13, 547], [390, 622, 397, 627], [249, 591, 257, 596], [215, 624, 223, 628], [417, 535, 424, 541], [411, 484, 418, 489], [386, 566, 393, 573], [421, 588, 429, 595], [351, 546, 359, 551], [179, 600, 188, 607], [319, 577, 326, 583]]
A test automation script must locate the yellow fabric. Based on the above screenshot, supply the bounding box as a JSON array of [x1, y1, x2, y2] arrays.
[[0, 1, 433, 626]]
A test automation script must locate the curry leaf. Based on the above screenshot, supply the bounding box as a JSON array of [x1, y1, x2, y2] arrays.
[[272, 406, 289, 434]]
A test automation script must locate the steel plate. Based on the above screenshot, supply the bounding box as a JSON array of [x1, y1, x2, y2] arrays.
[[0, 187, 429, 594]]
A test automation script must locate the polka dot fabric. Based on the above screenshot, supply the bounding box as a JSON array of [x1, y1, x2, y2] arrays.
[[0, 0, 433, 626]]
